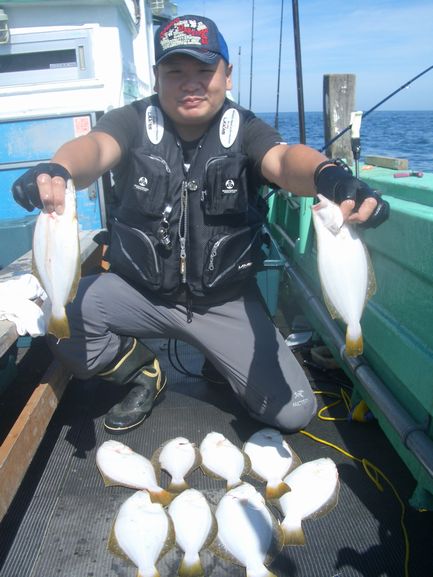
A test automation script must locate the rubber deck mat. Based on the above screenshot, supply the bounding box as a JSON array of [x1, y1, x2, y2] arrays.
[[1, 339, 432, 577]]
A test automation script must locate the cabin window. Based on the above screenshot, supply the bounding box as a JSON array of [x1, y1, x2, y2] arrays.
[[0, 30, 94, 86]]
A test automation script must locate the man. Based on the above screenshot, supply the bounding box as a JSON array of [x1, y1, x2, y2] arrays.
[[12, 15, 389, 434]]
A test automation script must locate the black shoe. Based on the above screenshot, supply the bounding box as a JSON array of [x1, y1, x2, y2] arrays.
[[104, 358, 167, 433]]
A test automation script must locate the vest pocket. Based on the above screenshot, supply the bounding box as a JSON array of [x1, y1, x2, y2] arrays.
[[108, 219, 162, 290], [203, 225, 264, 289], [203, 153, 249, 215], [130, 151, 171, 217]]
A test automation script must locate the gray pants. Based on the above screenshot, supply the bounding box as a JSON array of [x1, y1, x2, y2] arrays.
[[52, 273, 317, 432]]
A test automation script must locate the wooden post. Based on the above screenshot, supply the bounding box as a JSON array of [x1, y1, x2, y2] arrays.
[[323, 74, 356, 165]]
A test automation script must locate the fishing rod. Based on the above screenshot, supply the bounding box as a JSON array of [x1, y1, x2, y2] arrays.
[[274, 0, 284, 130], [320, 63, 433, 153]]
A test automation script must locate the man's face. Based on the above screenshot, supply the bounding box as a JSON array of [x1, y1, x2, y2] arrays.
[[154, 54, 233, 135]]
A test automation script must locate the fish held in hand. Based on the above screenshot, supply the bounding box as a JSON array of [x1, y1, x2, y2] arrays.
[[109, 490, 173, 577], [199, 432, 250, 490], [96, 440, 174, 505], [32, 179, 80, 339], [168, 488, 216, 577], [213, 482, 283, 577], [243, 428, 300, 500], [152, 437, 201, 493], [311, 194, 376, 356], [278, 457, 339, 546]]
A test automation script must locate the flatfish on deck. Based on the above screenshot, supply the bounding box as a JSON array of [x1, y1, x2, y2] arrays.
[[212, 482, 283, 577], [109, 490, 173, 577], [96, 440, 174, 505], [199, 432, 250, 490], [278, 457, 340, 545], [168, 488, 216, 577], [243, 428, 301, 500], [152, 437, 201, 493]]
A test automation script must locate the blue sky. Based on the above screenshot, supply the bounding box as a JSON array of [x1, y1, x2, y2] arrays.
[[173, 0, 433, 112]]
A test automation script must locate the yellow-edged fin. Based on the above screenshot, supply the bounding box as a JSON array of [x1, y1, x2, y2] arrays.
[[48, 314, 70, 340], [200, 463, 225, 481], [364, 244, 377, 302], [265, 514, 284, 568], [208, 534, 243, 568], [204, 509, 218, 550], [67, 250, 81, 305], [95, 465, 120, 488], [265, 480, 291, 501], [150, 446, 163, 484], [178, 556, 204, 577], [307, 480, 340, 521], [226, 479, 242, 491], [167, 479, 189, 493], [281, 523, 305, 546], [148, 488, 175, 506], [157, 512, 175, 563], [345, 331, 363, 357], [317, 274, 341, 319], [107, 523, 130, 562], [242, 452, 252, 476]]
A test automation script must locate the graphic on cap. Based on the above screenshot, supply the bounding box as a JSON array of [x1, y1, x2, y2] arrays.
[[160, 17, 209, 51], [155, 15, 229, 65]]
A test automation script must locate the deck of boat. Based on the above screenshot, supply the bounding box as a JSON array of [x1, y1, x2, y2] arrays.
[[0, 331, 432, 577]]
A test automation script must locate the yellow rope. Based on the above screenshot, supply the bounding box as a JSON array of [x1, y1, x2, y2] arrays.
[[302, 388, 411, 577]]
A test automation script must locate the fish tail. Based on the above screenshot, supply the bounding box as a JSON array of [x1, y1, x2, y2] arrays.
[[48, 311, 71, 340], [178, 554, 204, 577], [281, 520, 305, 546], [138, 568, 160, 577], [345, 324, 363, 357], [246, 567, 278, 577], [265, 481, 291, 501], [167, 479, 189, 493], [149, 488, 175, 506]]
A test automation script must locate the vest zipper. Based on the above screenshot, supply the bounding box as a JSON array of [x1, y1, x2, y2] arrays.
[[178, 180, 188, 283]]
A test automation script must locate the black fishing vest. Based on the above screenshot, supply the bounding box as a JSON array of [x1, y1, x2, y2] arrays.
[[107, 95, 267, 304]]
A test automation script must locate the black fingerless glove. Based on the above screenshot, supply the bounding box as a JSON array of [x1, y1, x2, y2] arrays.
[[12, 162, 72, 212], [314, 160, 390, 229]]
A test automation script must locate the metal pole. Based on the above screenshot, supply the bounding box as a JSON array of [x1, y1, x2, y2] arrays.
[[274, 0, 284, 129], [249, 0, 255, 109], [238, 45, 242, 105], [292, 0, 306, 143]]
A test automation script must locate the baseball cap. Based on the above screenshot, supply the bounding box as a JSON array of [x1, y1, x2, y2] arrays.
[[154, 15, 229, 66]]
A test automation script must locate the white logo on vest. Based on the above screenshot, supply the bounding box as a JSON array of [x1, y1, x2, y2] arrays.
[[219, 108, 240, 148], [146, 105, 164, 145], [223, 179, 237, 194], [134, 176, 149, 192]]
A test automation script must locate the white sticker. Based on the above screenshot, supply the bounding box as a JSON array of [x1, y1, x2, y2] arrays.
[[219, 108, 240, 148], [145, 105, 164, 144]]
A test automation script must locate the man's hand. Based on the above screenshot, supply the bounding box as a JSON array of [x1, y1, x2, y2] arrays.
[[315, 162, 390, 228], [12, 162, 71, 214]]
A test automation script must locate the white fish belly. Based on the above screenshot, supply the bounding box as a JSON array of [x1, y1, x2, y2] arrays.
[[115, 491, 169, 575], [159, 439, 196, 480], [169, 489, 212, 555], [281, 458, 339, 520], [316, 227, 368, 324], [33, 180, 80, 337], [216, 485, 273, 570], [244, 438, 292, 481], [96, 441, 159, 490]]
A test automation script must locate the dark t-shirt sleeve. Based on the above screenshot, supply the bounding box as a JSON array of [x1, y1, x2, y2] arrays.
[[242, 113, 286, 182], [91, 104, 141, 158]]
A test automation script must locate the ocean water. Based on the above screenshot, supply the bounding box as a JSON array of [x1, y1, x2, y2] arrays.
[[257, 110, 433, 173]]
